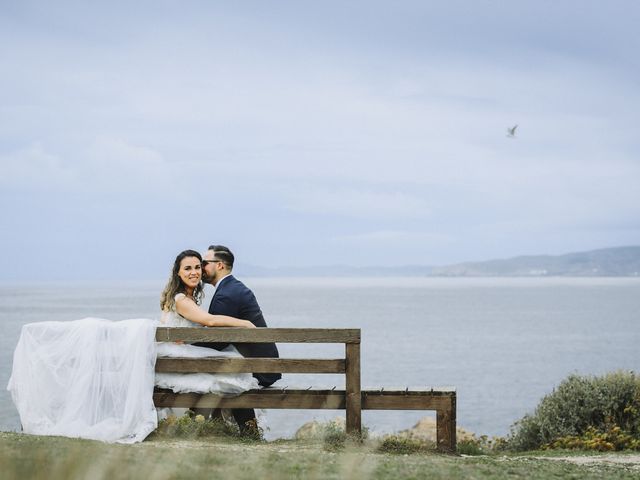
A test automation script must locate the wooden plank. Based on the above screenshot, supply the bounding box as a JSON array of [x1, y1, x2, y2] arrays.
[[153, 390, 346, 409], [156, 327, 360, 344], [362, 387, 456, 394], [154, 387, 455, 400], [153, 388, 457, 411], [361, 394, 453, 410], [362, 388, 456, 397], [155, 387, 347, 395], [155, 358, 345, 374], [345, 343, 361, 435], [437, 395, 456, 453]]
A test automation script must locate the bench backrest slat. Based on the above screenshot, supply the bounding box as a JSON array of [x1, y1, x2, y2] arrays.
[[155, 327, 360, 343], [155, 357, 346, 374]]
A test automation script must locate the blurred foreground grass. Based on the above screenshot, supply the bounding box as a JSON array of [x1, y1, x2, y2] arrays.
[[1, 431, 639, 480]]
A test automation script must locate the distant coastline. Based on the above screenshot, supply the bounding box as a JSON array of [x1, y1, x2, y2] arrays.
[[236, 246, 640, 278]]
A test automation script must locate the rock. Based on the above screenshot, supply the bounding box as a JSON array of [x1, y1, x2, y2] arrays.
[[395, 417, 475, 442], [295, 417, 346, 440], [294, 416, 475, 443]]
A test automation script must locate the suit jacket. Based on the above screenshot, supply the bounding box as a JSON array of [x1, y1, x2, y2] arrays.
[[207, 275, 281, 386]]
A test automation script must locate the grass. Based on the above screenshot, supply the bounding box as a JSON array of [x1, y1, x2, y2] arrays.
[[1, 431, 639, 480]]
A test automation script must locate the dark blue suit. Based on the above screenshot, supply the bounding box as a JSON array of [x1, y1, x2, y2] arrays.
[[193, 275, 280, 432], [196, 275, 281, 386]]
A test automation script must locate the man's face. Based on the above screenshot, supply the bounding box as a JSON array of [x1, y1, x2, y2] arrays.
[[201, 250, 218, 284]]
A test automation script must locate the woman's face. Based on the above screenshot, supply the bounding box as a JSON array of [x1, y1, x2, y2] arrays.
[[177, 256, 202, 290]]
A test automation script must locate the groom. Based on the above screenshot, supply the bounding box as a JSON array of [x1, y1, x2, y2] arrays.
[[197, 245, 281, 433]]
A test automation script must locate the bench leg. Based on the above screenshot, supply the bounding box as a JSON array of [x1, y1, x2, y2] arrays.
[[436, 395, 456, 453], [345, 343, 361, 436]]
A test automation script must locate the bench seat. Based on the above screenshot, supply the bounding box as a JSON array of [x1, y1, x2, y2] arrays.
[[153, 386, 456, 451]]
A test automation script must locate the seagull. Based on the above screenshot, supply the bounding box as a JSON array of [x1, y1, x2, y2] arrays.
[[506, 124, 518, 138]]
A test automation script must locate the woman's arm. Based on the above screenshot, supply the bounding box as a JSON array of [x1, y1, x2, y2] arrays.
[[175, 296, 256, 328]]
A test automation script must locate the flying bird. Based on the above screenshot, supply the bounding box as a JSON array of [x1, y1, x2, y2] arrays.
[[506, 124, 518, 138]]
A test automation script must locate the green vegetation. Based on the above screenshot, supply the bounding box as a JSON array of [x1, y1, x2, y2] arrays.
[[321, 420, 349, 452], [320, 420, 369, 452], [376, 435, 435, 454], [546, 426, 640, 452], [4, 371, 640, 478], [154, 413, 237, 438], [1, 431, 639, 480], [507, 371, 640, 451], [153, 412, 264, 441]]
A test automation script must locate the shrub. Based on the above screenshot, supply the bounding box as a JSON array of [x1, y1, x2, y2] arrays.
[[153, 411, 246, 439], [506, 371, 640, 451], [375, 434, 503, 456], [376, 435, 433, 454], [321, 422, 368, 451], [456, 438, 485, 456], [456, 435, 507, 455], [322, 422, 347, 451], [545, 426, 640, 451]]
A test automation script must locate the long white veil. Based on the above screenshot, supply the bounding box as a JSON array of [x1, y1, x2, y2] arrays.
[[7, 318, 158, 443]]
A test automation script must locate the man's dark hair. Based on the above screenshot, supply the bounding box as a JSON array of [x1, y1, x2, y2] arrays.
[[209, 245, 234, 269]]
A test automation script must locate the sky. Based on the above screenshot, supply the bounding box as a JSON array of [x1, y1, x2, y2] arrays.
[[1, 0, 639, 281]]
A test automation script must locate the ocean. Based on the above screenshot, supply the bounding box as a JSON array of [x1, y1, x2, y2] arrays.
[[2, 277, 639, 440]]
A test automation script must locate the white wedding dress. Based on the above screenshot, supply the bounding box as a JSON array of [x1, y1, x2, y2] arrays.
[[7, 295, 259, 443], [155, 293, 259, 395]]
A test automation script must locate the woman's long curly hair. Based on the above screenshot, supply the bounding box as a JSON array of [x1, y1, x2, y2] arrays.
[[160, 250, 204, 312]]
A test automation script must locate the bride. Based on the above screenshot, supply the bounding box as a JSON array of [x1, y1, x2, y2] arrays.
[[155, 249, 259, 396], [7, 249, 260, 444], [159, 249, 256, 329]]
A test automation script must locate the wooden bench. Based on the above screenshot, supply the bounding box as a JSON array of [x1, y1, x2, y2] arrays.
[[154, 327, 457, 452]]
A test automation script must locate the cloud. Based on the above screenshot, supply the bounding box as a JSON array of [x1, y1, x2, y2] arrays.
[[0, 137, 173, 194], [0, 143, 75, 190], [284, 187, 432, 219], [333, 230, 452, 246], [82, 136, 172, 192]]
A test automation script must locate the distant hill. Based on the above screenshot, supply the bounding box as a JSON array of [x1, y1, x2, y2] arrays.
[[236, 246, 640, 277], [428, 246, 640, 277]]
